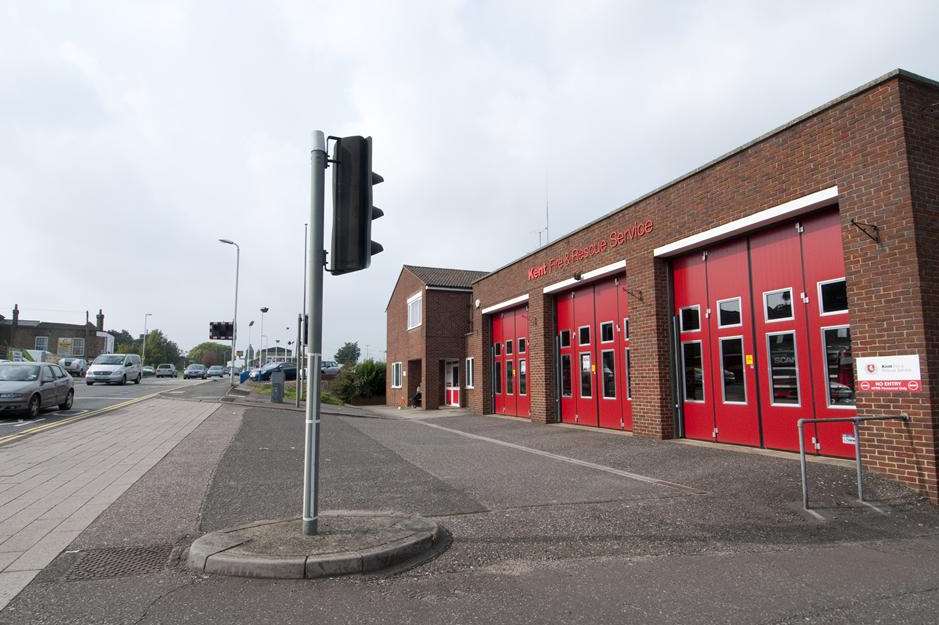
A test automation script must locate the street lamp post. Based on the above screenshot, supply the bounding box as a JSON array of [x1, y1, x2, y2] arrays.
[[141, 313, 152, 366], [248, 320, 255, 367], [260, 307, 269, 366], [219, 239, 240, 387]]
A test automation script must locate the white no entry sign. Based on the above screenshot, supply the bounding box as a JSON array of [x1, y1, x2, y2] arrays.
[[856, 354, 922, 392]]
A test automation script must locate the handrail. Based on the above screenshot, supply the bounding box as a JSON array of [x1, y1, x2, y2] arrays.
[[798, 414, 910, 511]]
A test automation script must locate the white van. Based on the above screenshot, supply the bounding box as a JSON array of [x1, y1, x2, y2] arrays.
[[85, 353, 143, 386]]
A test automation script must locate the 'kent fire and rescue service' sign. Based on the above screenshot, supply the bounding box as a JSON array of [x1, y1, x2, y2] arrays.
[[527, 219, 654, 281], [856, 354, 922, 392]]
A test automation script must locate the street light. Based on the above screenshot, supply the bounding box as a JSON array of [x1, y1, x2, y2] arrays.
[[260, 307, 269, 366], [141, 313, 152, 366], [219, 238, 240, 387], [248, 320, 255, 367]]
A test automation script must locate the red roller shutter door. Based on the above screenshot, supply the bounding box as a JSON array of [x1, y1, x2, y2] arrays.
[[673, 252, 715, 442], [556, 293, 577, 424]]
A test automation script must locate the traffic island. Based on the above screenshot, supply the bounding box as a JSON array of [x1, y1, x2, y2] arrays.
[[186, 511, 445, 579]]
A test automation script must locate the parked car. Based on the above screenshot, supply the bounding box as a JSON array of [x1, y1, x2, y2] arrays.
[[142, 366, 156, 377], [59, 357, 88, 377], [0, 362, 74, 418], [258, 362, 297, 382], [156, 364, 177, 378], [206, 365, 225, 378], [184, 364, 207, 380], [86, 353, 142, 386], [321, 360, 341, 378]]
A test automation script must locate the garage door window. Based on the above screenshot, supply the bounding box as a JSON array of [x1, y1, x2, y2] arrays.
[[719, 337, 746, 404], [505, 360, 515, 394], [680, 306, 700, 332], [625, 348, 632, 399], [764, 288, 794, 322], [717, 297, 742, 328], [579, 326, 590, 345], [494, 361, 502, 394], [822, 326, 854, 407], [580, 353, 592, 398], [560, 354, 572, 397], [767, 332, 799, 405], [559, 330, 570, 348], [682, 341, 704, 402], [519, 360, 527, 395], [818, 278, 848, 315], [601, 350, 616, 398], [600, 321, 614, 343]]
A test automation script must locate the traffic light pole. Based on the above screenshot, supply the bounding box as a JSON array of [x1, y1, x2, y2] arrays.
[[302, 131, 326, 535]]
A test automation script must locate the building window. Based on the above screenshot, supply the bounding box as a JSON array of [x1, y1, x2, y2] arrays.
[[623, 317, 630, 339], [518, 338, 526, 353], [680, 306, 700, 332], [519, 359, 527, 395], [72, 338, 85, 357], [391, 362, 402, 388], [578, 326, 590, 345], [681, 341, 704, 402], [717, 297, 742, 328], [767, 332, 800, 405], [764, 288, 794, 322], [465, 357, 474, 388], [580, 352, 592, 398], [406, 292, 422, 330], [494, 361, 502, 394], [818, 278, 848, 315], [822, 326, 854, 407], [559, 330, 571, 348], [600, 321, 614, 343], [506, 340, 513, 355], [719, 337, 746, 404], [505, 360, 515, 395], [494, 342, 502, 356], [34, 336, 48, 351], [601, 350, 616, 398], [560, 354, 572, 397]]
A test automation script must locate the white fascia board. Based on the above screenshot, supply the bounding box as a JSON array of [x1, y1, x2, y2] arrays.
[[425, 286, 472, 293], [542, 260, 627, 294], [653, 186, 839, 258], [481, 293, 529, 315]]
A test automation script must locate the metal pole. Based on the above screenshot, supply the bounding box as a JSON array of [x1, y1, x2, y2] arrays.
[[798, 419, 809, 510], [300, 223, 308, 402], [142, 313, 151, 366], [295, 314, 302, 407], [854, 421, 864, 502], [303, 130, 326, 535], [231, 244, 240, 387], [260, 311, 265, 367]]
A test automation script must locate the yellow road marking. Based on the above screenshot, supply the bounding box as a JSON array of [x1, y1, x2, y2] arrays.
[[0, 380, 217, 448]]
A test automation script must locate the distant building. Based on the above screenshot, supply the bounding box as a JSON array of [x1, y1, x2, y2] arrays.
[[0, 306, 114, 360]]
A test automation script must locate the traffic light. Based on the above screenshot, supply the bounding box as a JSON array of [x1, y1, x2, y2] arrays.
[[330, 135, 383, 275], [209, 321, 233, 340]]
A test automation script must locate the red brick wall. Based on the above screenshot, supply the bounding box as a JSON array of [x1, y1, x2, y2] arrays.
[[425, 289, 473, 409], [465, 74, 939, 499], [385, 269, 425, 408]]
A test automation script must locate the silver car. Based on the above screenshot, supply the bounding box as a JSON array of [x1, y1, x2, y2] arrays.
[[0, 362, 75, 418], [60, 357, 88, 377]]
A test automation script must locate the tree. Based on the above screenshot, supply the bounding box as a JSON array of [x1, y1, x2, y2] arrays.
[[334, 341, 360, 366], [139, 329, 182, 367], [187, 341, 232, 366]]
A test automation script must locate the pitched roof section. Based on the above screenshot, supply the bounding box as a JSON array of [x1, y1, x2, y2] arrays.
[[404, 265, 489, 289]]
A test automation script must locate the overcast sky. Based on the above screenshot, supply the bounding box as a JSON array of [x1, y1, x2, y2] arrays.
[[2, 1, 937, 360]]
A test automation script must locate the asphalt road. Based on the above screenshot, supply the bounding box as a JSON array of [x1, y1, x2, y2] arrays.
[[0, 376, 231, 440], [4, 401, 939, 624]]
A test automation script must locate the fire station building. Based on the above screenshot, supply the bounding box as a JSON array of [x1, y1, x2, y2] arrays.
[[386, 69, 939, 501]]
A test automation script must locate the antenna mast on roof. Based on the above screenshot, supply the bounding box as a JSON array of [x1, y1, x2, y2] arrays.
[[544, 168, 550, 244]]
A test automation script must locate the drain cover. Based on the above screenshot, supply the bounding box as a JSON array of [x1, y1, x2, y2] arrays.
[[64, 545, 175, 580]]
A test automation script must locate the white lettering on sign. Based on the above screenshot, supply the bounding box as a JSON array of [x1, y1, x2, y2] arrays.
[[842, 434, 856, 445], [856, 354, 921, 392]]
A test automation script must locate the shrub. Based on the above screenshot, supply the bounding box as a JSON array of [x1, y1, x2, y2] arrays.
[[333, 359, 386, 403]]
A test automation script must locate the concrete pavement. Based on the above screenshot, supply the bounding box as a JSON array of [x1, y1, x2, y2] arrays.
[[0, 398, 220, 611], [1, 400, 938, 623]]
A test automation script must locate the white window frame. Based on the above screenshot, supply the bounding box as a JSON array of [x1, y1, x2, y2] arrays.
[[679, 305, 701, 333], [559, 330, 571, 348], [820, 324, 855, 410], [817, 277, 849, 317], [465, 357, 474, 388], [505, 339, 513, 355], [391, 362, 403, 388], [718, 335, 747, 405], [560, 353, 573, 398], [518, 337, 526, 353], [716, 297, 743, 329], [763, 288, 795, 323], [34, 336, 48, 351], [681, 340, 705, 403], [406, 291, 423, 330], [505, 359, 515, 395], [518, 358, 527, 396], [578, 325, 591, 346], [623, 317, 630, 340], [600, 349, 616, 399], [600, 321, 615, 343], [579, 352, 592, 398], [766, 330, 801, 407], [72, 337, 85, 357]]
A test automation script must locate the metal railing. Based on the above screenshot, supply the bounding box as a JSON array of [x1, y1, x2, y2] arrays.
[[798, 414, 910, 511]]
